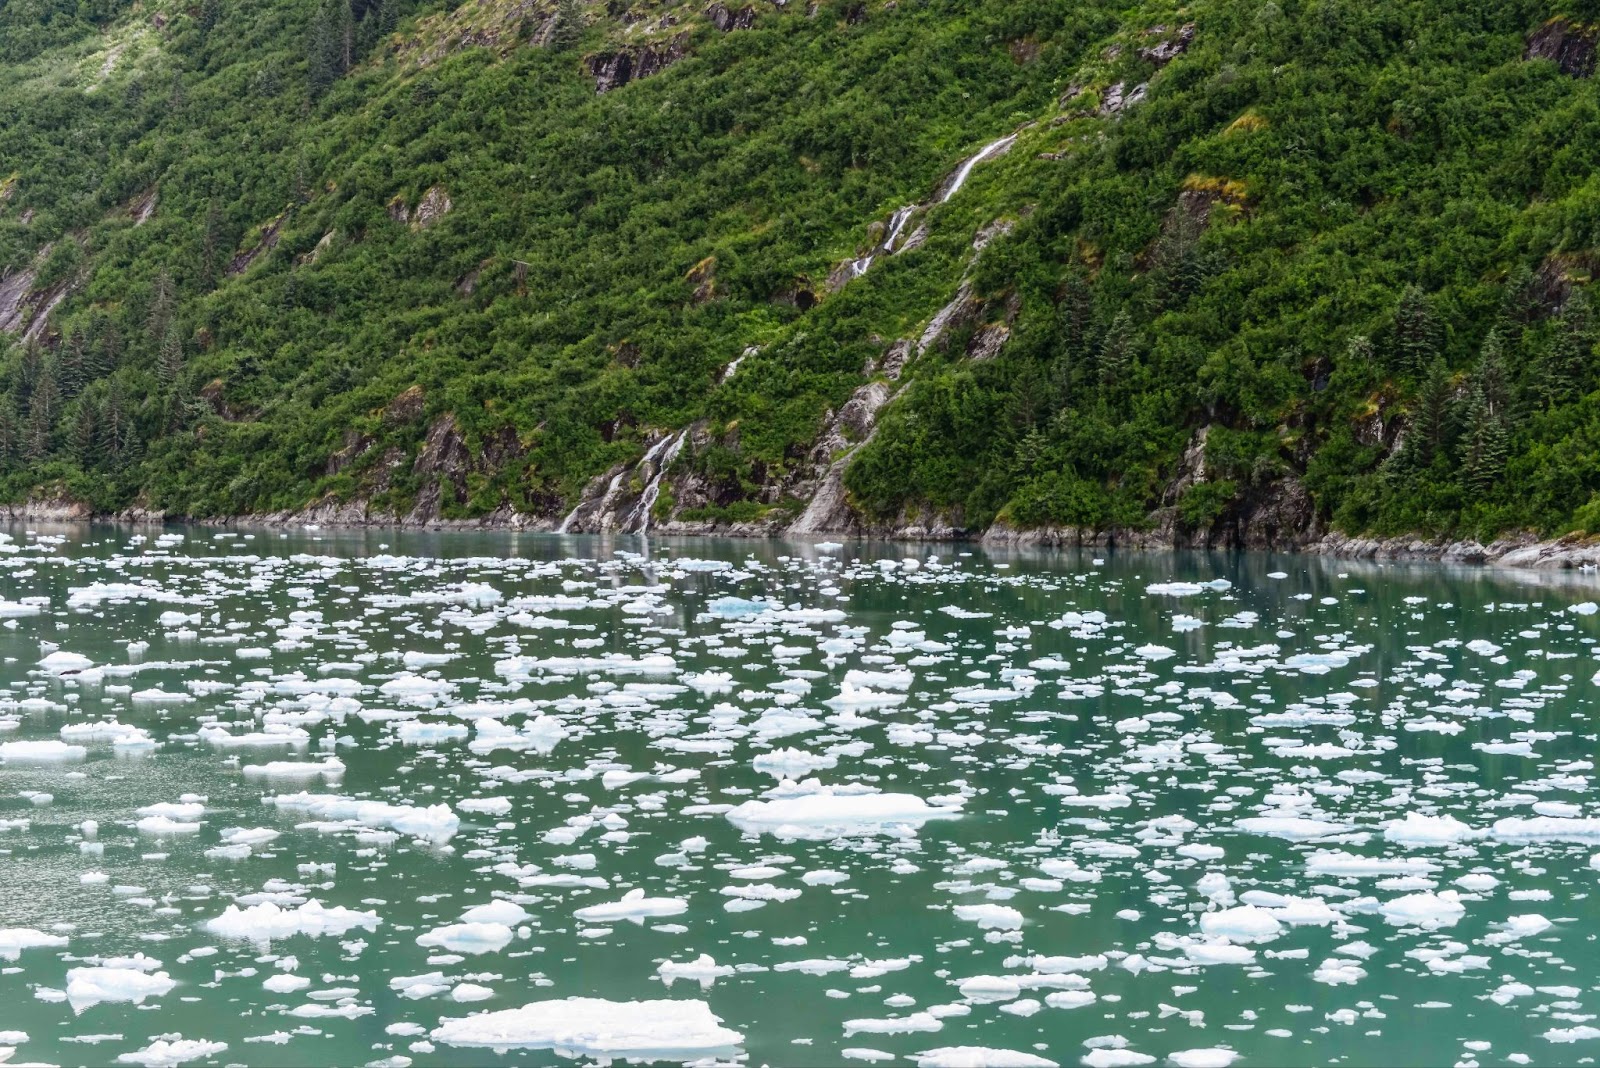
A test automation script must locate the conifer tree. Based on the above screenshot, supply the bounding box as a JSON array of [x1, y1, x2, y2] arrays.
[[159, 326, 185, 388], [1098, 310, 1135, 386], [0, 401, 18, 466], [147, 270, 176, 344], [102, 380, 132, 468], [1392, 285, 1439, 377], [71, 397, 99, 467], [25, 360, 58, 461], [1460, 384, 1508, 493], [552, 0, 586, 49], [1476, 328, 1510, 420]]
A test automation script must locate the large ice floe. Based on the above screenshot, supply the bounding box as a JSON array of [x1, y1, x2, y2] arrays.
[[431, 997, 744, 1058], [0, 529, 1598, 1066]]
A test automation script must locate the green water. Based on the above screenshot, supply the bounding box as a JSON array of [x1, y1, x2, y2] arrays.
[[2, 525, 1599, 1068]]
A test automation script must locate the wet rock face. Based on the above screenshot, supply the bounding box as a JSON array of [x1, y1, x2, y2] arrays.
[[412, 186, 452, 229], [408, 414, 475, 523], [1138, 23, 1195, 67], [706, 3, 756, 31], [1526, 18, 1597, 78], [587, 33, 690, 93], [228, 216, 284, 276]]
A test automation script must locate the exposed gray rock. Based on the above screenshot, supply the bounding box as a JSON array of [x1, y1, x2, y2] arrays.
[[587, 33, 690, 93], [412, 186, 452, 230], [1526, 18, 1596, 78]]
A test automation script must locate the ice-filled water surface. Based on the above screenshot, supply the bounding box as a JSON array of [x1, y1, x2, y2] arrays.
[[3, 525, 1600, 1068]]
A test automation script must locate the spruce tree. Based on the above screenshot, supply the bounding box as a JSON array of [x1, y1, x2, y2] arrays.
[[1460, 384, 1508, 493], [307, 5, 339, 97], [552, 0, 586, 49], [159, 326, 185, 388], [60, 329, 87, 399], [0, 401, 18, 466], [147, 270, 175, 344], [1392, 284, 1439, 377], [1097, 309, 1135, 386], [1412, 357, 1453, 465], [1476, 328, 1510, 419], [71, 398, 99, 467], [202, 199, 226, 289], [102, 380, 131, 468], [25, 361, 58, 461]]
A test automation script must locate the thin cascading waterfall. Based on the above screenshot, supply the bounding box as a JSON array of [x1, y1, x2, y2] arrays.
[[939, 133, 1018, 204], [882, 204, 916, 251], [557, 468, 626, 534], [625, 430, 688, 535]]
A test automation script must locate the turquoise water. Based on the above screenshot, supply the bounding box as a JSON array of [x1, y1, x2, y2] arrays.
[[2, 525, 1600, 1067]]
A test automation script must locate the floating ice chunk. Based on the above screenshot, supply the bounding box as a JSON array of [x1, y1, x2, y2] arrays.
[[658, 953, 736, 990], [1, 740, 86, 763], [706, 597, 771, 618], [0, 928, 68, 961], [1382, 812, 1480, 847], [136, 815, 203, 835], [574, 888, 688, 924], [417, 922, 514, 955], [458, 797, 513, 817], [825, 683, 907, 710], [1492, 816, 1600, 842], [431, 997, 743, 1058], [243, 758, 345, 779], [39, 651, 93, 674], [1232, 816, 1350, 840], [1147, 580, 1232, 596], [726, 789, 962, 840], [200, 725, 310, 749], [752, 748, 838, 780], [267, 792, 460, 843], [1305, 851, 1437, 877], [460, 901, 530, 926], [66, 966, 176, 1009], [954, 904, 1024, 930], [916, 1048, 1058, 1068], [1184, 942, 1255, 966], [397, 721, 469, 744], [263, 974, 311, 994], [1168, 1050, 1239, 1068], [1378, 890, 1466, 929], [1544, 1026, 1600, 1043], [1083, 1051, 1156, 1068], [1198, 906, 1282, 944], [844, 1012, 944, 1036], [115, 1038, 228, 1067], [204, 900, 380, 942]]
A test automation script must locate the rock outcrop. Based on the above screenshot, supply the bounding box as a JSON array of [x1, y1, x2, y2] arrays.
[[707, 3, 757, 31], [587, 33, 690, 93], [1526, 18, 1597, 78]]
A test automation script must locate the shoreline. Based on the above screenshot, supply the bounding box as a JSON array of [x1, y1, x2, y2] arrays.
[[6, 499, 1600, 570]]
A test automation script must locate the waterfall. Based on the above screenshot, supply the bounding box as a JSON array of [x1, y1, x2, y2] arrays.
[[882, 205, 916, 251], [720, 346, 758, 383], [939, 133, 1018, 204], [557, 469, 625, 534], [625, 430, 688, 535]]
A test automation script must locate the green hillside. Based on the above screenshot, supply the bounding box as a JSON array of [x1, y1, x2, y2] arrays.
[[3, 0, 1600, 544]]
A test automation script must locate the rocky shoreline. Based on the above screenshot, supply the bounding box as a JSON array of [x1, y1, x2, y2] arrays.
[[7, 497, 1600, 571]]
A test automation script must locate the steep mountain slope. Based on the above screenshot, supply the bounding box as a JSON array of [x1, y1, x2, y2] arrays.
[[3, 0, 1600, 549]]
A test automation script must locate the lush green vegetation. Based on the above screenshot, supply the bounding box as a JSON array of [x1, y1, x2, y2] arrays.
[[4, 0, 1600, 541]]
